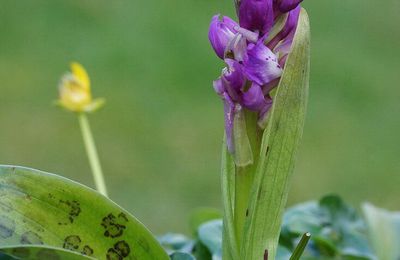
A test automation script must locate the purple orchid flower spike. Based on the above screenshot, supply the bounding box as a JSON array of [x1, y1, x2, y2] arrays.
[[208, 1, 311, 259], [275, 0, 303, 13], [239, 0, 274, 36], [209, 0, 305, 163], [208, 15, 239, 59]]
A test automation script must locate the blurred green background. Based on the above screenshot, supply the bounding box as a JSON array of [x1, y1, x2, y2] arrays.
[[0, 0, 399, 234]]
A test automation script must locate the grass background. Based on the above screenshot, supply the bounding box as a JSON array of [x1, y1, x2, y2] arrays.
[[0, 0, 399, 234]]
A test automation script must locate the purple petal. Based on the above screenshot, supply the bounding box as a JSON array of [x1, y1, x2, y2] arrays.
[[213, 77, 225, 95], [226, 33, 248, 62], [223, 59, 245, 91], [208, 15, 239, 59], [275, 30, 295, 54], [242, 83, 269, 111], [275, 0, 303, 13], [267, 6, 300, 50], [222, 92, 236, 153], [243, 41, 283, 86], [239, 0, 274, 35]]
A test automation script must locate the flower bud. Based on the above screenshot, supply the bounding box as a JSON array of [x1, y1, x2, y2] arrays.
[[239, 0, 274, 35], [208, 15, 239, 59], [275, 0, 303, 13], [57, 62, 104, 113]]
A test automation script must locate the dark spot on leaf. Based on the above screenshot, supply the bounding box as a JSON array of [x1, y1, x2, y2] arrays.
[[12, 247, 30, 258], [118, 213, 128, 223], [20, 231, 43, 245], [37, 249, 60, 260], [114, 241, 130, 257], [266, 146, 270, 155], [101, 213, 127, 238], [63, 235, 82, 251], [246, 209, 249, 217], [0, 215, 15, 238], [82, 245, 94, 256], [264, 249, 268, 260], [107, 248, 122, 260], [257, 187, 263, 200], [58, 200, 81, 225], [36, 227, 45, 233]]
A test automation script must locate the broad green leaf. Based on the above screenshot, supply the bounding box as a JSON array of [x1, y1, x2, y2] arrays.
[[198, 220, 222, 260], [362, 203, 400, 260], [0, 245, 94, 260], [280, 196, 375, 259], [170, 251, 196, 260], [241, 9, 310, 260], [0, 165, 169, 260], [158, 233, 194, 255]]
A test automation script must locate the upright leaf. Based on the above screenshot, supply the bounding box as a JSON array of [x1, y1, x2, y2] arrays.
[[241, 9, 311, 260], [0, 165, 169, 260]]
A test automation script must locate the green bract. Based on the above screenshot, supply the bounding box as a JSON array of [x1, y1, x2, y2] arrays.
[[0, 165, 169, 260]]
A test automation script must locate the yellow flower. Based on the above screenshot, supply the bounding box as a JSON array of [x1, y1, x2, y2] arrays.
[[57, 62, 105, 113]]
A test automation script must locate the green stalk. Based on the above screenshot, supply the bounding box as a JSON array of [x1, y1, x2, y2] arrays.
[[78, 113, 108, 197], [289, 233, 311, 260]]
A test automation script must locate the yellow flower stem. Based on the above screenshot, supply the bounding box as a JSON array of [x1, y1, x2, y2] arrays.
[[78, 113, 108, 197]]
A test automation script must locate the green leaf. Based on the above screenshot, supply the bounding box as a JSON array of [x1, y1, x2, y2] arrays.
[[157, 233, 193, 254], [170, 252, 196, 260], [198, 220, 222, 260], [362, 203, 400, 260], [0, 165, 169, 260], [241, 8, 310, 260], [0, 245, 94, 260], [280, 196, 375, 259]]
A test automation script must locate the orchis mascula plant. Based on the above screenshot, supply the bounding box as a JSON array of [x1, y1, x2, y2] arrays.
[[1, 1, 400, 260], [209, 0, 310, 259]]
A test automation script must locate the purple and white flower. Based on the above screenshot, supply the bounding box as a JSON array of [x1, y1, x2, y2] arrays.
[[209, 0, 303, 155]]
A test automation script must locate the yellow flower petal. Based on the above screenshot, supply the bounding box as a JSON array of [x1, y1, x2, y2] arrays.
[[70, 62, 90, 91]]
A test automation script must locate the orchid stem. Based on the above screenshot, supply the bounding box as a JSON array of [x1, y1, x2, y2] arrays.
[[78, 113, 108, 197]]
